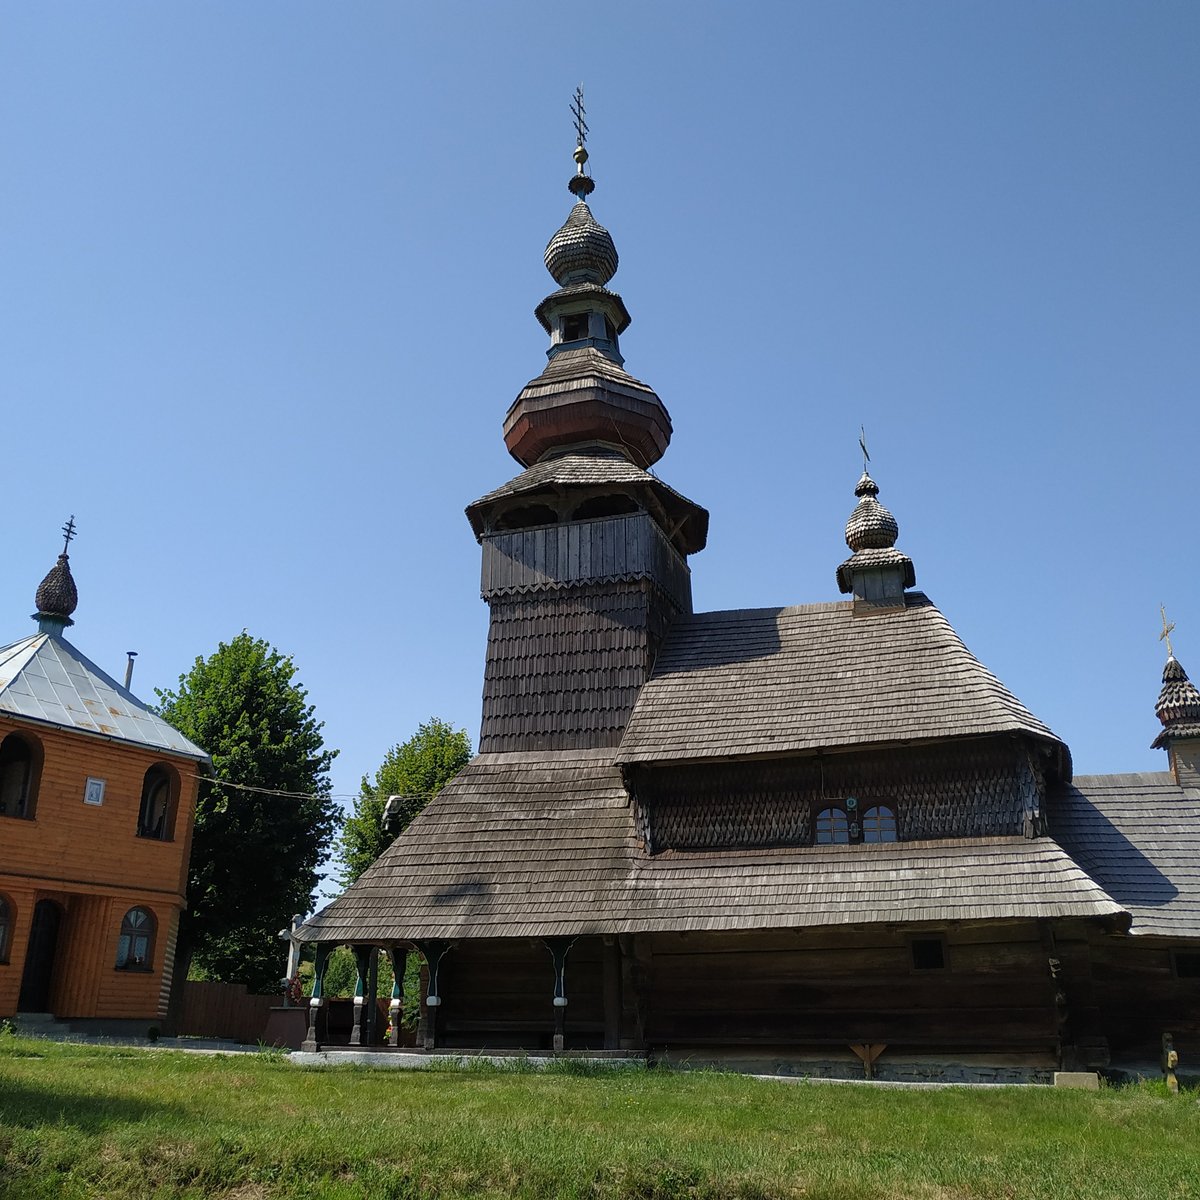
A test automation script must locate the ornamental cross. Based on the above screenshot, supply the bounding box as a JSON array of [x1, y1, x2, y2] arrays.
[[1160, 604, 1176, 658], [859, 426, 870, 472], [61, 514, 77, 554], [571, 84, 588, 148]]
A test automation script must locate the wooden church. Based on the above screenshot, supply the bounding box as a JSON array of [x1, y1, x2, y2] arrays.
[[297, 121, 1200, 1081]]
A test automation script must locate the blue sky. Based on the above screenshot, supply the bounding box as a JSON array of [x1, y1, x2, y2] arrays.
[[2, 3, 1196, 898]]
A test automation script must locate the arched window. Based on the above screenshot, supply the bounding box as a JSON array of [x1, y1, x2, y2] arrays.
[[0, 894, 12, 963], [115, 907, 155, 970], [0, 732, 40, 819], [815, 808, 849, 844], [137, 765, 175, 840], [862, 806, 898, 843], [493, 503, 559, 531], [572, 494, 639, 521]]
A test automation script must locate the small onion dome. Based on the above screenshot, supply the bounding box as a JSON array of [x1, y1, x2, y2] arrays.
[[844, 471, 900, 551], [35, 553, 78, 626], [1155, 656, 1200, 728], [544, 200, 618, 287]]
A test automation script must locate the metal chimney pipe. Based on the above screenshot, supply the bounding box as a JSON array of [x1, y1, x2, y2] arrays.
[[124, 651, 138, 690]]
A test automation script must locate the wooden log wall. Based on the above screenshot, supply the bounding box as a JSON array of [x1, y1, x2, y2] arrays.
[[1086, 932, 1200, 1059], [436, 938, 606, 1050], [640, 924, 1059, 1054]]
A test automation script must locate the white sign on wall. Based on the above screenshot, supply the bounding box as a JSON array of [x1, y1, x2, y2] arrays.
[[83, 777, 106, 806]]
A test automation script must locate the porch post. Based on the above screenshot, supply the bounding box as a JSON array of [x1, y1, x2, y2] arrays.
[[602, 935, 621, 1051], [349, 945, 372, 1046], [413, 940, 452, 1051], [544, 937, 578, 1053], [301, 943, 332, 1053], [386, 947, 407, 1047]]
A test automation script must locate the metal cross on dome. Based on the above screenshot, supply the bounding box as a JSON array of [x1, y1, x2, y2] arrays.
[[859, 426, 871, 473], [61, 514, 77, 555], [1160, 604, 1176, 658], [571, 84, 588, 148]]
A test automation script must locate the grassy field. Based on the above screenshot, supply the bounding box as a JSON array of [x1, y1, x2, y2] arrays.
[[0, 1039, 1197, 1200]]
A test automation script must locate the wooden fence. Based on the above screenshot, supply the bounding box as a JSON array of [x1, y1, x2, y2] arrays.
[[175, 981, 279, 1044]]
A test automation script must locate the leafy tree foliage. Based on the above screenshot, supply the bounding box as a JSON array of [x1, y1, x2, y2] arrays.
[[338, 717, 471, 885], [156, 633, 339, 993]]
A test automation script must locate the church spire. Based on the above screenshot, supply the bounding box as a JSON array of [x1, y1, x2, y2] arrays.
[[33, 515, 79, 634], [1152, 617, 1200, 786], [502, 91, 672, 469]]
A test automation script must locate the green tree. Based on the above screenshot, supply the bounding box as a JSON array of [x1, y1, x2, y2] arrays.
[[338, 717, 471, 885], [156, 633, 339, 993]]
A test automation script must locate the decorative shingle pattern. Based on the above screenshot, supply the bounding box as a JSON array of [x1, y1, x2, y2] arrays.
[[1052, 772, 1200, 937], [544, 200, 618, 286], [296, 749, 1125, 944], [1152, 656, 1200, 748], [0, 633, 208, 760], [617, 594, 1064, 765], [34, 554, 78, 620]]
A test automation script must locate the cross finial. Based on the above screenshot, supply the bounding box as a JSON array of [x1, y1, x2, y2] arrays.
[[571, 84, 588, 150], [859, 426, 871, 474], [1160, 604, 1176, 658], [61, 514, 77, 555]]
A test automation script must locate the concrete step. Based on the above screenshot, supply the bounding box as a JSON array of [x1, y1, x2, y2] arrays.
[[15, 1012, 73, 1038]]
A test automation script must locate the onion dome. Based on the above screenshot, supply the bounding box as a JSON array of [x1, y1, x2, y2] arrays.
[[836, 470, 914, 601], [544, 200, 618, 287], [1152, 656, 1200, 748], [844, 472, 900, 551], [34, 553, 78, 631]]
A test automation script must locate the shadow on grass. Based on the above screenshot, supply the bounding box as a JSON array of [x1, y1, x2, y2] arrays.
[[0, 1077, 181, 1134]]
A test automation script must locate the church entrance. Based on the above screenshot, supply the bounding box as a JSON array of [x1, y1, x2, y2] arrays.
[[18, 899, 62, 1012]]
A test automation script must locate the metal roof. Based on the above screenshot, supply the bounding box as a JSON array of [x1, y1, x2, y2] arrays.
[[0, 633, 208, 762]]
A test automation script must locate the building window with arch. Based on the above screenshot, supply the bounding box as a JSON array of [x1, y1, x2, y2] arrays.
[[815, 807, 850, 844], [0, 894, 12, 963], [0, 731, 40, 819], [115, 907, 155, 970], [137, 765, 175, 840], [862, 805, 898, 843]]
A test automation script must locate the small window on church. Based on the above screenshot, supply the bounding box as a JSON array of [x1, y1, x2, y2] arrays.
[[137, 765, 175, 840], [862, 806, 898, 843], [911, 938, 946, 971], [116, 907, 155, 970], [0, 894, 12, 963], [1173, 951, 1200, 980], [0, 732, 40, 819], [604, 316, 617, 342], [816, 808, 849, 844], [562, 313, 589, 342]]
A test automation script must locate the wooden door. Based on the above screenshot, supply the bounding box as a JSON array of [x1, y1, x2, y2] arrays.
[[18, 899, 62, 1012]]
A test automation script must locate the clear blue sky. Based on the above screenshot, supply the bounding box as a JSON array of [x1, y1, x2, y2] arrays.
[[2, 3, 1196, 899]]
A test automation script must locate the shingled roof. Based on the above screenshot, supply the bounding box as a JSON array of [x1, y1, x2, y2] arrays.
[[0, 633, 208, 761], [616, 593, 1067, 767], [297, 748, 1125, 944], [1051, 772, 1200, 938], [466, 446, 709, 553]]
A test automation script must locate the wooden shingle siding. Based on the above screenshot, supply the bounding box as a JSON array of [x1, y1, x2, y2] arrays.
[[617, 594, 1067, 766], [633, 738, 1044, 852], [480, 580, 680, 752]]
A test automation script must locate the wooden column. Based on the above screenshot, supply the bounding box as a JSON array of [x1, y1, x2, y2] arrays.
[[618, 933, 651, 1051], [1041, 920, 1109, 1070], [543, 937, 578, 1053], [387, 947, 407, 1047], [301, 944, 332, 1053], [602, 935, 621, 1051], [413, 940, 451, 1051], [349, 945, 372, 1046]]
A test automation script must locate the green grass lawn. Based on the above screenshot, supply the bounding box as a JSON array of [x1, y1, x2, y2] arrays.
[[0, 1039, 1197, 1200]]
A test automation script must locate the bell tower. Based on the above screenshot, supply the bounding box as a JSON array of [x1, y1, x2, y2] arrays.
[[468, 93, 708, 753]]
